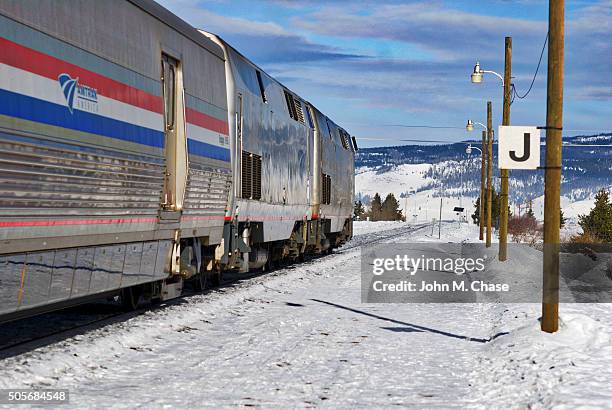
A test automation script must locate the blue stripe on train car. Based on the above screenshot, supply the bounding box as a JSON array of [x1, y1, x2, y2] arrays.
[[187, 139, 231, 162], [0, 88, 164, 148]]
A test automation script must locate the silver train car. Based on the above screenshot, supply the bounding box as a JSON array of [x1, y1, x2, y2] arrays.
[[202, 34, 355, 271], [0, 0, 355, 322]]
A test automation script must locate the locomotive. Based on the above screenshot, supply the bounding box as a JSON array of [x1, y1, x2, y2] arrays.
[[0, 0, 355, 322]]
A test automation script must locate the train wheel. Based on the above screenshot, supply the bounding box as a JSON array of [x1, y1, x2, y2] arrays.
[[120, 285, 142, 311], [193, 273, 207, 292], [209, 269, 222, 287]]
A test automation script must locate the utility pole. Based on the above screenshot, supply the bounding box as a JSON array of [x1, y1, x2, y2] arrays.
[[438, 197, 442, 239], [542, 0, 564, 333], [486, 101, 493, 248], [480, 130, 486, 241], [414, 191, 418, 223], [499, 37, 512, 261]]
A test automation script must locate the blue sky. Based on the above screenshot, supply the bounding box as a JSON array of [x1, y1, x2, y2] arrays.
[[158, 0, 611, 147]]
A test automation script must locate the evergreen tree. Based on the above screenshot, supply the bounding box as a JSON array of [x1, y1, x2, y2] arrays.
[[370, 193, 383, 221], [578, 189, 612, 242], [471, 188, 511, 229], [471, 196, 481, 225], [526, 207, 535, 219], [560, 209, 566, 228], [381, 193, 403, 221], [353, 200, 365, 219]]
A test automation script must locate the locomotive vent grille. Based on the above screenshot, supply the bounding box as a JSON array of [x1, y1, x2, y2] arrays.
[[339, 129, 350, 150], [242, 151, 262, 200], [293, 99, 305, 124], [284, 91, 297, 121], [321, 173, 331, 205], [284, 90, 304, 124]]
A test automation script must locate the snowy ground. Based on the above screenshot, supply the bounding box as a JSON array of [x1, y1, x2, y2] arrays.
[[0, 222, 610, 409]]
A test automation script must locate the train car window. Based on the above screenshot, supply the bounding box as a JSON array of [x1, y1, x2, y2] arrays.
[[162, 54, 178, 130], [352, 136, 359, 151], [325, 119, 333, 140], [256, 70, 267, 103]]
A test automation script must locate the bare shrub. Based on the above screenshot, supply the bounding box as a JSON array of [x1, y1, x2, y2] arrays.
[[508, 215, 540, 244]]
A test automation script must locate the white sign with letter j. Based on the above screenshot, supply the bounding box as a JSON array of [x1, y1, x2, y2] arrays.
[[498, 126, 540, 170]]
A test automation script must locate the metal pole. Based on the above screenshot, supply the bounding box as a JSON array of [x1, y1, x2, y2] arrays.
[[414, 191, 417, 222], [460, 169, 463, 209], [486, 102, 493, 248], [542, 0, 564, 333], [499, 36, 512, 261], [480, 130, 486, 240], [438, 197, 442, 239]]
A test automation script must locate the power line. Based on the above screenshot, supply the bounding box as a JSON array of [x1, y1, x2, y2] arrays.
[[512, 32, 549, 101], [344, 122, 465, 129], [399, 138, 473, 143]]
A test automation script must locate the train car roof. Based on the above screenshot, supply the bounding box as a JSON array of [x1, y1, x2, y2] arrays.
[[200, 32, 289, 91], [201, 30, 353, 141], [128, 0, 224, 59]]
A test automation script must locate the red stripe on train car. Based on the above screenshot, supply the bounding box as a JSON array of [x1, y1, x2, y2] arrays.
[[0, 37, 164, 114], [182, 215, 227, 221], [185, 108, 229, 135], [0, 217, 158, 227]]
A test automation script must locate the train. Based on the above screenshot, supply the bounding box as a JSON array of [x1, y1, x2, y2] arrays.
[[0, 0, 355, 322]]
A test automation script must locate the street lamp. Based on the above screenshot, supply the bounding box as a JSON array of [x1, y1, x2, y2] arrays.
[[465, 144, 482, 155], [471, 61, 504, 86], [465, 119, 487, 133]]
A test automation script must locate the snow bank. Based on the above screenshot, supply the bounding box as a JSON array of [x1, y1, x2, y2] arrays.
[[473, 304, 612, 408]]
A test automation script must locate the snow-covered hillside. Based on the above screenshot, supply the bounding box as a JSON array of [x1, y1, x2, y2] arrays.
[[356, 162, 479, 224], [356, 153, 611, 225], [356, 134, 612, 225]]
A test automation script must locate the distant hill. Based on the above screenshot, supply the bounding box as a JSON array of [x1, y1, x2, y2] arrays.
[[355, 133, 612, 205]]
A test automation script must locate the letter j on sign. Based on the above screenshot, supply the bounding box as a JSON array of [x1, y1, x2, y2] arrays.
[[498, 126, 541, 170]]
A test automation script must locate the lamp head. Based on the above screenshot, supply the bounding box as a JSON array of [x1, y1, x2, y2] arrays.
[[466, 119, 474, 132], [471, 62, 483, 83], [466, 144, 472, 154]]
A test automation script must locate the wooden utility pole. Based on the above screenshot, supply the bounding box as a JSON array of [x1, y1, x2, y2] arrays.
[[486, 101, 493, 248], [499, 37, 512, 261], [542, 0, 564, 333], [479, 130, 486, 241]]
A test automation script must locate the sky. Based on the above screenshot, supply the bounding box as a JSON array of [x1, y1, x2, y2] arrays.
[[157, 0, 612, 147]]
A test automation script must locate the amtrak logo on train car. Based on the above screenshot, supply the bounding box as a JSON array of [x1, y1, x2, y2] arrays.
[[58, 73, 99, 114]]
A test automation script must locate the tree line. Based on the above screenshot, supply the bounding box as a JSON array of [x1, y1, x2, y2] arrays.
[[354, 193, 404, 221]]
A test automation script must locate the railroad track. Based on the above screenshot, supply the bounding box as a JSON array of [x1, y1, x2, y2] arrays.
[[0, 223, 429, 359]]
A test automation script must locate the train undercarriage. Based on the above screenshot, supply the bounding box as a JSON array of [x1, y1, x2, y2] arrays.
[[115, 217, 353, 312]]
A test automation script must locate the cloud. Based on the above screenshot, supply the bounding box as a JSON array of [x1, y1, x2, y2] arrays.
[[153, 0, 612, 145], [155, 0, 364, 63], [292, 3, 546, 63]]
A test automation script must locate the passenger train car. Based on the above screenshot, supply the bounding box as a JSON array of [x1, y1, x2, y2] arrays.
[[0, 0, 355, 322]]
